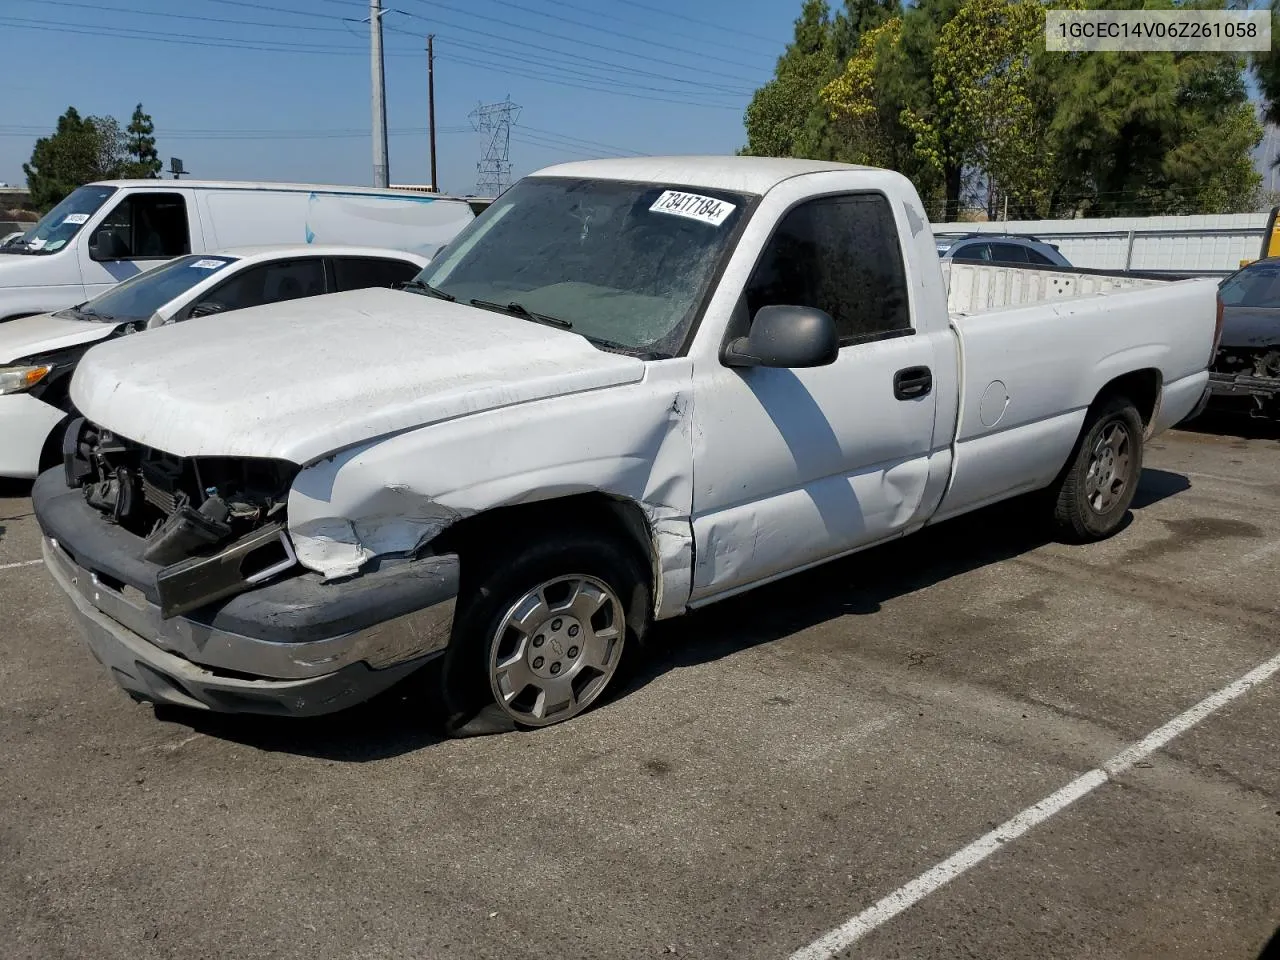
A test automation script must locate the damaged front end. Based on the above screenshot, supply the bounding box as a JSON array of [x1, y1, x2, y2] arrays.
[[1209, 346, 1280, 418], [62, 417, 301, 618]]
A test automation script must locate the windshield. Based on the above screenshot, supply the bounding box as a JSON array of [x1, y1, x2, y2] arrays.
[[57, 254, 237, 322], [413, 176, 754, 358], [6, 185, 117, 255], [1219, 261, 1280, 308]]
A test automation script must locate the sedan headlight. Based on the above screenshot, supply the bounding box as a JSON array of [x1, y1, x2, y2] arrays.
[[0, 364, 54, 395]]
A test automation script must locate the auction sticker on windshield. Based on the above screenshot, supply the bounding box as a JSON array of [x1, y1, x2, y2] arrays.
[[649, 190, 736, 226], [190, 259, 232, 269], [62, 213, 90, 225]]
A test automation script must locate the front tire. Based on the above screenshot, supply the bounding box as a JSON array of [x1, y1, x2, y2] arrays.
[[1050, 395, 1145, 542], [439, 532, 650, 737]]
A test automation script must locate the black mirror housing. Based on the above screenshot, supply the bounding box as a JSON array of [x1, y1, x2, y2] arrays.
[[722, 304, 839, 369], [90, 228, 125, 262]]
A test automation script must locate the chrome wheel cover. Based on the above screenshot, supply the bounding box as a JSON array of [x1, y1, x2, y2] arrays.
[[487, 574, 625, 727], [1084, 420, 1132, 514]]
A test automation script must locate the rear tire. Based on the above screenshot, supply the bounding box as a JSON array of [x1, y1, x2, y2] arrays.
[[438, 531, 651, 737], [1049, 395, 1145, 542]]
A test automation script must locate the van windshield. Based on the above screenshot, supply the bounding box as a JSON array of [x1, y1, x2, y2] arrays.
[[411, 176, 753, 358], [4, 185, 118, 256], [57, 255, 238, 323]]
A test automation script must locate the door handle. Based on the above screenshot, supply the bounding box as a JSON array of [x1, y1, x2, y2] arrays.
[[894, 366, 932, 400]]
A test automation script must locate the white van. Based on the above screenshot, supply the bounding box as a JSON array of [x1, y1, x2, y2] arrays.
[[0, 180, 476, 322]]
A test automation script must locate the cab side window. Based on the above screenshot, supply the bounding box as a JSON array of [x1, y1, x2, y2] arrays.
[[332, 257, 421, 292], [94, 193, 190, 260], [189, 258, 326, 317], [744, 192, 911, 344]]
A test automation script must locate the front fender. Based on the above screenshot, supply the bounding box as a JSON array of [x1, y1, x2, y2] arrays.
[[285, 361, 697, 615]]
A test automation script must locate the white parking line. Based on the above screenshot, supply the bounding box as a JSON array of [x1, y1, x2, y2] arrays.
[[0, 559, 42, 572], [789, 649, 1280, 960]]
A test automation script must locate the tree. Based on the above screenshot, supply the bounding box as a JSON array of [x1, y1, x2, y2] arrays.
[[742, 0, 838, 158], [125, 103, 161, 178], [23, 108, 118, 210]]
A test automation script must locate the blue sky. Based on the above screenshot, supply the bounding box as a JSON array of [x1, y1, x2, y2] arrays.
[[0, 0, 795, 194]]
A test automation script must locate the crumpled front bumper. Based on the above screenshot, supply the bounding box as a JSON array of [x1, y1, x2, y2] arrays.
[[33, 469, 459, 717]]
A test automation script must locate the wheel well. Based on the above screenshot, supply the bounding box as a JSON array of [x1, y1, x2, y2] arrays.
[[1093, 369, 1161, 433], [434, 493, 657, 594], [37, 414, 74, 472]]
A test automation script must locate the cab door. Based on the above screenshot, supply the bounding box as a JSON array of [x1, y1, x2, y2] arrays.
[[688, 191, 940, 601], [77, 189, 194, 298]]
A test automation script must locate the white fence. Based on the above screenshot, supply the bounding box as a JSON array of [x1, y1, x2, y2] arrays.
[[933, 212, 1269, 276]]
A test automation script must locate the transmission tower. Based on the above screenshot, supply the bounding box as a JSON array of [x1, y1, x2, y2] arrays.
[[468, 97, 521, 196]]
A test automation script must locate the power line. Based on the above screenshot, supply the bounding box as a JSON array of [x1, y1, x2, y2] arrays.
[[409, 30, 753, 95], [409, 33, 748, 100], [514, 124, 645, 157], [395, 2, 764, 85], [434, 52, 744, 110], [0, 16, 403, 55], [16, 0, 355, 32], [617, 0, 787, 47], [402, 0, 773, 76]]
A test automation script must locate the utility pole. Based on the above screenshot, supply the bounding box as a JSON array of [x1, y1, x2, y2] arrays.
[[370, 0, 389, 187], [427, 34, 438, 192]]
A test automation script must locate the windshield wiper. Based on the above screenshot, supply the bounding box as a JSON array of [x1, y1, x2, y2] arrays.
[[468, 298, 572, 329], [398, 278, 455, 301]]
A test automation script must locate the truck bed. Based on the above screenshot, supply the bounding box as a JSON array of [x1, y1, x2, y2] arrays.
[[943, 261, 1169, 316]]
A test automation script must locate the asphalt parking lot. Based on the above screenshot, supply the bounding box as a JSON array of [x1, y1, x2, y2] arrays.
[[3, 415, 1280, 960]]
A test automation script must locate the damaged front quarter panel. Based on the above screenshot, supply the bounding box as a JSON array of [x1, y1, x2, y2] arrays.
[[283, 362, 697, 614], [289, 485, 466, 581]]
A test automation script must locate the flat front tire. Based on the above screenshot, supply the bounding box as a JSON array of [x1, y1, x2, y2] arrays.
[[1050, 395, 1145, 542], [440, 532, 650, 736]]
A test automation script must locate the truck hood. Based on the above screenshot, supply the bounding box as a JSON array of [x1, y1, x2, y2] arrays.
[[70, 287, 647, 464], [0, 310, 116, 364]]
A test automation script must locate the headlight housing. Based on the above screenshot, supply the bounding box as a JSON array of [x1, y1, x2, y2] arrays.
[[0, 364, 53, 395]]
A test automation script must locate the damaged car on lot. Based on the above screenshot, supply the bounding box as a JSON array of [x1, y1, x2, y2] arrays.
[[1206, 257, 1280, 419], [31, 156, 1222, 736]]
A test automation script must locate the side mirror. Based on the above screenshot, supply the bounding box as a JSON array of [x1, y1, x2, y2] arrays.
[[89, 228, 126, 262], [721, 304, 839, 369]]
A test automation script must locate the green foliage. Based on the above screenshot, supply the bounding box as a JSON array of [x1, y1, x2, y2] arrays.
[[23, 104, 162, 210], [743, 0, 900, 161], [23, 108, 116, 211], [749, 0, 1266, 219], [125, 103, 162, 179]]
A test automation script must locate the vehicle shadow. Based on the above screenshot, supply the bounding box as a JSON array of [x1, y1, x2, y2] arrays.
[[1177, 410, 1280, 443], [623, 467, 1188, 691], [1257, 925, 1280, 960], [158, 466, 1192, 761]]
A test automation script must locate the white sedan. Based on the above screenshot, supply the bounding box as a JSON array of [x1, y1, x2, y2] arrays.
[[0, 243, 430, 479]]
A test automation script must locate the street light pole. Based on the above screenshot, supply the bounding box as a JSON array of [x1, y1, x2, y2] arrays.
[[370, 0, 390, 187], [428, 34, 438, 192]]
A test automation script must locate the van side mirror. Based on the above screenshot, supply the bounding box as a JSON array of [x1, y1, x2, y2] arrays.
[[721, 304, 839, 369], [90, 228, 126, 262]]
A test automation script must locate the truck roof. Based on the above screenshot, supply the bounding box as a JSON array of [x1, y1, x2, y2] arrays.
[[82, 179, 476, 203], [530, 155, 878, 196]]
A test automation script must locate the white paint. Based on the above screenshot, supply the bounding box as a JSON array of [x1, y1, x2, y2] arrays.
[[61, 158, 1218, 606], [0, 179, 475, 324], [0, 245, 431, 480], [0, 559, 43, 572], [649, 190, 736, 226], [72, 289, 646, 464], [789, 649, 1280, 960]]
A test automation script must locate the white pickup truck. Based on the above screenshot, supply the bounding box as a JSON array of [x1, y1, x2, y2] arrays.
[[33, 157, 1220, 735]]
